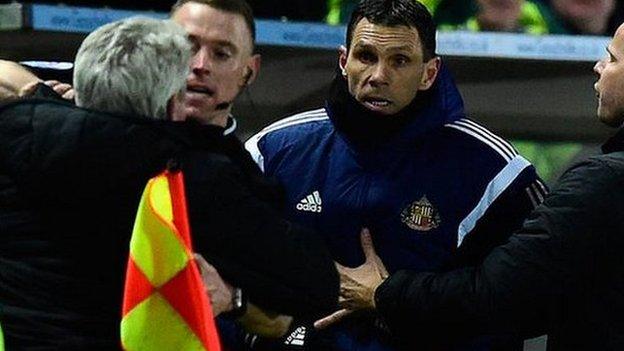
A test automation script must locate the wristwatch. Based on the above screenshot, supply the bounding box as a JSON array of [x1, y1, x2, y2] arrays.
[[224, 287, 247, 319]]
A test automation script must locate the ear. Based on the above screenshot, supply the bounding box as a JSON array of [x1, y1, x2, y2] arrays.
[[167, 91, 186, 122], [338, 45, 348, 76], [244, 54, 262, 86], [418, 57, 441, 91]]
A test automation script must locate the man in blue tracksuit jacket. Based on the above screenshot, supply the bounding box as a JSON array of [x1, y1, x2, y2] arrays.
[[245, 1, 546, 350]]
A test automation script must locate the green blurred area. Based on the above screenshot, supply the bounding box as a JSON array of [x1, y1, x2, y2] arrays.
[[512, 140, 583, 184]]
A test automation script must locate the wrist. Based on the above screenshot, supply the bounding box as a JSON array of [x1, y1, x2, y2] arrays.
[[223, 286, 247, 319]]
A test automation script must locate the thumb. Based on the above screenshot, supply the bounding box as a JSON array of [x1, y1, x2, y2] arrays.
[[359, 228, 377, 263]]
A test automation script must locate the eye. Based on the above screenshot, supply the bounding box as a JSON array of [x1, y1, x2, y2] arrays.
[[610, 52, 617, 63], [214, 48, 232, 60], [394, 55, 410, 66], [188, 36, 200, 54], [357, 50, 377, 64]]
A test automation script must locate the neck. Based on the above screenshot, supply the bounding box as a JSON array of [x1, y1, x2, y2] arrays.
[[326, 74, 427, 146], [195, 110, 230, 127]]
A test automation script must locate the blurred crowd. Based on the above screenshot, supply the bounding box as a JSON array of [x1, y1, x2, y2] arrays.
[[15, 0, 624, 36], [328, 0, 624, 36]]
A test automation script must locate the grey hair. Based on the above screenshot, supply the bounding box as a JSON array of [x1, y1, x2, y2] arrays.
[[73, 17, 191, 120]]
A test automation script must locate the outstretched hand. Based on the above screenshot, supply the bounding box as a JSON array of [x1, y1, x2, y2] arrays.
[[314, 228, 389, 329]]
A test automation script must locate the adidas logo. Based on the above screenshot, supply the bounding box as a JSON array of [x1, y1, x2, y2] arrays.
[[284, 326, 306, 346], [296, 191, 322, 213]]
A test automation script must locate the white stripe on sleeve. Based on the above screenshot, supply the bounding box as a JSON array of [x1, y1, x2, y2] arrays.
[[457, 155, 531, 247]]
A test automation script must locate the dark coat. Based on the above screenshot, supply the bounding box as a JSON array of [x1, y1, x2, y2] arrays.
[[0, 86, 338, 350], [375, 128, 624, 351]]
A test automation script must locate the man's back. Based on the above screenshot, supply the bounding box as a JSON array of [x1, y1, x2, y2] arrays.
[[0, 91, 338, 349], [0, 94, 175, 349]]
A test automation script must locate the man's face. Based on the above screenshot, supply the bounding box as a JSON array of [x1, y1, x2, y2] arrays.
[[476, 0, 522, 31], [594, 24, 624, 127], [340, 18, 439, 115], [477, 0, 522, 17], [551, 0, 614, 20], [172, 2, 259, 125]]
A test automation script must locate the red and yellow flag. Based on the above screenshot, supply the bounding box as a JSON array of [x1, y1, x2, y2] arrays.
[[121, 170, 221, 351]]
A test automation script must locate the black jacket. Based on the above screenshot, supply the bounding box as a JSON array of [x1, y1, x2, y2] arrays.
[[0, 87, 338, 350], [375, 128, 624, 350]]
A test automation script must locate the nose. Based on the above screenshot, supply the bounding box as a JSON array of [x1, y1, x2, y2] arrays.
[[368, 62, 390, 87], [191, 47, 212, 76], [594, 58, 606, 76]]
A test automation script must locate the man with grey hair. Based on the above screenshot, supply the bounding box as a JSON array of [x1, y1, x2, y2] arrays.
[[73, 17, 190, 120], [0, 16, 190, 349], [0, 15, 337, 349]]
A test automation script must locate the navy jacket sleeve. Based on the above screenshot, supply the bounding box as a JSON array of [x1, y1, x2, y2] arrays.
[[374, 157, 624, 345], [450, 165, 548, 268]]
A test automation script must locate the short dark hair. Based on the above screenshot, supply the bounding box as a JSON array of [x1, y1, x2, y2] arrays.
[[171, 0, 256, 46], [346, 0, 437, 60]]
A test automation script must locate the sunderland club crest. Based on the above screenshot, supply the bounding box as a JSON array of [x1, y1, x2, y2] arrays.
[[401, 196, 441, 231]]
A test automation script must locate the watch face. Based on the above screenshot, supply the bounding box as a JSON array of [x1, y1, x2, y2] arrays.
[[233, 288, 243, 309]]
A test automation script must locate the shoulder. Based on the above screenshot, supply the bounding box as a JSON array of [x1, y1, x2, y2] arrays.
[[248, 108, 330, 144], [244, 108, 331, 170], [442, 117, 520, 165], [521, 153, 624, 241], [595, 151, 624, 174], [1, 98, 73, 121], [558, 153, 624, 192], [441, 118, 544, 204]]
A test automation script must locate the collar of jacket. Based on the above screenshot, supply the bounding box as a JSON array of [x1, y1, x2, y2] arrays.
[[601, 126, 624, 154], [224, 116, 237, 135], [168, 116, 236, 146], [325, 62, 465, 150], [161, 120, 229, 148]]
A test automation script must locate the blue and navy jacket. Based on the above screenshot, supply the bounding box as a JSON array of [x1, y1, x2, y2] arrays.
[[245, 68, 546, 350]]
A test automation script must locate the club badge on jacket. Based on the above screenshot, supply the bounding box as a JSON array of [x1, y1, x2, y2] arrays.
[[401, 196, 441, 231]]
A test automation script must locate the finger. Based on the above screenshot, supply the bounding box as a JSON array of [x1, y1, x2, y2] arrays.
[[18, 81, 40, 97], [359, 228, 377, 262], [334, 260, 347, 271], [313, 309, 352, 330], [43, 80, 60, 88], [52, 83, 72, 95], [193, 253, 213, 273], [62, 89, 75, 100]]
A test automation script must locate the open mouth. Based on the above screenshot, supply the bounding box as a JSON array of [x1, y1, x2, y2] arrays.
[[363, 97, 392, 109], [187, 86, 214, 96]]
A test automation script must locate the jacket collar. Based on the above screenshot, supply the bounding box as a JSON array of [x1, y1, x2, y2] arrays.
[[325, 63, 465, 150], [601, 127, 624, 154], [224, 116, 237, 136]]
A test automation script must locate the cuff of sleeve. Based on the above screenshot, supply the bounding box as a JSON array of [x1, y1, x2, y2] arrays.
[[374, 270, 413, 329], [375, 270, 409, 311]]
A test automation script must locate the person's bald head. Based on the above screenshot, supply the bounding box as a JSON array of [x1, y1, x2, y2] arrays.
[[593, 23, 624, 127], [171, 0, 255, 50]]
